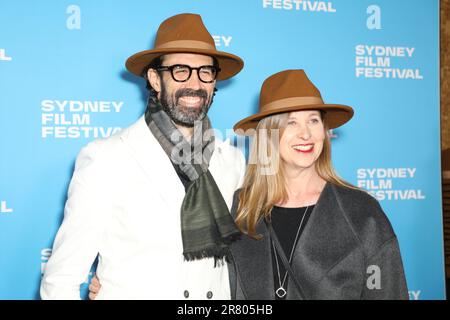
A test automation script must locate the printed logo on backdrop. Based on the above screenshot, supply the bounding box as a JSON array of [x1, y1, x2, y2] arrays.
[[355, 45, 423, 80], [41, 249, 52, 275], [358, 5, 422, 80], [366, 5, 382, 30], [0, 49, 12, 61], [357, 168, 425, 201], [41, 100, 123, 139], [212, 35, 232, 48], [0, 200, 13, 214], [409, 290, 421, 300], [329, 129, 337, 139], [262, 0, 336, 12], [66, 5, 81, 30]]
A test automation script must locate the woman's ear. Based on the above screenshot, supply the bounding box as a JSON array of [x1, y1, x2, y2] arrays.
[[147, 68, 161, 93]]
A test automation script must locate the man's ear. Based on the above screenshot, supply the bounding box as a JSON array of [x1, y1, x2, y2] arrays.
[[147, 68, 161, 93]]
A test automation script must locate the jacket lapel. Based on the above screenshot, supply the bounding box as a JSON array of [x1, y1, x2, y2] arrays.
[[230, 219, 275, 300], [287, 182, 360, 299], [119, 116, 186, 212]]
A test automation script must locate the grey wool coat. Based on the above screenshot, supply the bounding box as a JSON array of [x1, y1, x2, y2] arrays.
[[228, 182, 409, 300]]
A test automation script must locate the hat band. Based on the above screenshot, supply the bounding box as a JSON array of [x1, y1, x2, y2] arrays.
[[260, 96, 324, 113], [157, 40, 216, 51]]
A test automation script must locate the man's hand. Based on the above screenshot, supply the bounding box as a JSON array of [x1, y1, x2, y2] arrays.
[[88, 275, 101, 300]]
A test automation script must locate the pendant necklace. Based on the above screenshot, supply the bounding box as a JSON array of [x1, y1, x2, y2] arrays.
[[272, 205, 309, 299]]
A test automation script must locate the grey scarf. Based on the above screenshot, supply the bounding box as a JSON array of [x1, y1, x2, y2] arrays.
[[144, 97, 240, 264]]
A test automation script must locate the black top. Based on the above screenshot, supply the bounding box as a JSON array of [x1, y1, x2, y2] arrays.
[[270, 205, 314, 300]]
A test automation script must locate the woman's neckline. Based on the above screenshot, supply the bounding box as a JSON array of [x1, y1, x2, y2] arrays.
[[273, 204, 316, 210]]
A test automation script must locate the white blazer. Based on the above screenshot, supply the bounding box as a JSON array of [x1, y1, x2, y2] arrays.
[[40, 116, 246, 300]]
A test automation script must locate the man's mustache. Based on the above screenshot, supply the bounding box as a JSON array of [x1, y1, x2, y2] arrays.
[[175, 88, 208, 103]]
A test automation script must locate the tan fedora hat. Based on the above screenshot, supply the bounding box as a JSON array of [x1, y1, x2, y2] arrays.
[[233, 69, 354, 134], [125, 13, 244, 80]]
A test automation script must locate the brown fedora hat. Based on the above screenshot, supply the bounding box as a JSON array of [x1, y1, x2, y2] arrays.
[[233, 69, 354, 134], [125, 13, 244, 80]]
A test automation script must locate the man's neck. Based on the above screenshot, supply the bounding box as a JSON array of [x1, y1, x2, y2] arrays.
[[175, 123, 193, 139]]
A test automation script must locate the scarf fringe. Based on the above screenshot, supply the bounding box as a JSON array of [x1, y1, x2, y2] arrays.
[[183, 250, 229, 267], [183, 234, 241, 267]]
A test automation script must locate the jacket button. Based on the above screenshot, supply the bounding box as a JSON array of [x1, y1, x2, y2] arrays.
[[206, 291, 213, 299], [184, 290, 189, 298]]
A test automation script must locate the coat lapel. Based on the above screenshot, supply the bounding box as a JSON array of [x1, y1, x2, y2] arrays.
[[286, 182, 360, 299], [119, 116, 235, 217], [119, 116, 186, 212], [230, 219, 275, 300]]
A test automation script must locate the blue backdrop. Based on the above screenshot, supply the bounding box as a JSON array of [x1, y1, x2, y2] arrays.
[[0, 0, 444, 299]]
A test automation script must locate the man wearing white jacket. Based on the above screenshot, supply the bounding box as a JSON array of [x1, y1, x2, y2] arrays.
[[41, 13, 245, 300]]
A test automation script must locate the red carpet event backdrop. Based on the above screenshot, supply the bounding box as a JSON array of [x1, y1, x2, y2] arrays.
[[0, 0, 445, 299]]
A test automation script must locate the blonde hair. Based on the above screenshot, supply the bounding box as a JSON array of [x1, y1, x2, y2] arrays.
[[235, 111, 356, 239]]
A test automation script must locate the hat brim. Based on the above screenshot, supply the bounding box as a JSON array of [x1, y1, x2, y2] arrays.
[[233, 104, 354, 135], [125, 48, 244, 80]]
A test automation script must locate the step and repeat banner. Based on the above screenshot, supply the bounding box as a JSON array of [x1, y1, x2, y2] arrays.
[[0, 0, 444, 299]]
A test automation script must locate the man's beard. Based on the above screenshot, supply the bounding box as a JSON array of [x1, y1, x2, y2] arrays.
[[159, 84, 214, 127]]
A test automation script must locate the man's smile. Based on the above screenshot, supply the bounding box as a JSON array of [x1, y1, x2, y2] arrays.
[[178, 96, 204, 107]]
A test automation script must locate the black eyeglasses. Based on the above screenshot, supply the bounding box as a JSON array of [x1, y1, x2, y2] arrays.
[[157, 64, 220, 83]]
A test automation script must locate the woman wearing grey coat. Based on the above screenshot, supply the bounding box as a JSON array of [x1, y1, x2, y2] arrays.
[[228, 69, 408, 300]]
